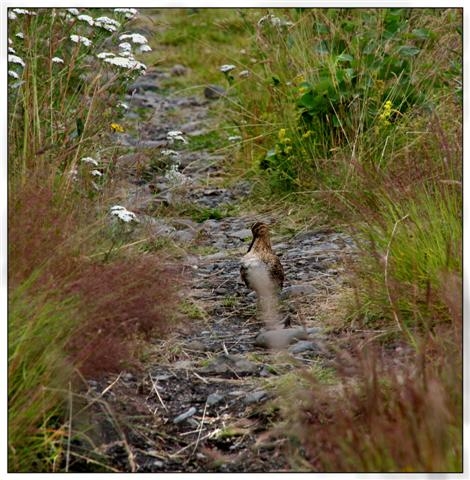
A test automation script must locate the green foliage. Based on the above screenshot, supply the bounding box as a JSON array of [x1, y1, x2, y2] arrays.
[[8, 277, 77, 471]]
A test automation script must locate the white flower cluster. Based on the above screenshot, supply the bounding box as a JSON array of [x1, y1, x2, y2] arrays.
[[167, 131, 188, 144], [258, 14, 293, 28], [165, 164, 192, 187], [95, 16, 121, 32], [220, 64, 236, 73], [110, 205, 139, 223], [114, 8, 138, 19], [8, 8, 37, 20], [103, 55, 147, 71], [70, 34, 92, 47]]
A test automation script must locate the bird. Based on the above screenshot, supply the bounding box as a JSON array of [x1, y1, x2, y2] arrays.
[[240, 222, 284, 327]]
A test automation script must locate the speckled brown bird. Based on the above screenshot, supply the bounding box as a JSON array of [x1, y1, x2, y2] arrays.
[[240, 222, 284, 298]]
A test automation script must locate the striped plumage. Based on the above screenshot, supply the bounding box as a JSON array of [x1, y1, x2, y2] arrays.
[[240, 222, 284, 296]]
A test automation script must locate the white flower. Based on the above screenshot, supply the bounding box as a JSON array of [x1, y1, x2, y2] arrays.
[[220, 64, 236, 73], [228, 135, 242, 142], [114, 8, 138, 19], [258, 14, 293, 28], [8, 54, 25, 68], [67, 8, 80, 16], [52, 56, 64, 64], [119, 33, 148, 45], [8, 47, 16, 54], [95, 16, 121, 32], [117, 102, 129, 109], [91, 169, 102, 177], [104, 56, 146, 70], [8, 38, 12, 45], [97, 52, 115, 59], [167, 131, 188, 144], [70, 35, 92, 47], [8, 70, 20, 79], [165, 164, 191, 186], [8, 11, 17, 20], [138, 44, 152, 53], [81, 156, 98, 166], [16, 32, 24, 39], [13, 8, 36, 15], [161, 149, 180, 157], [119, 42, 132, 52], [77, 14, 94, 26], [68, 168, 78, 180], [239, 70, 250, 78], [110, 205, 139, 223]]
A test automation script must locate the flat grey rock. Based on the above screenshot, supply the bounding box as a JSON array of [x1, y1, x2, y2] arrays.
[[204, 84, 226, 99], [254, 328, 308, 349], [206, 392, 224, 406], [280, 284, 317, 299], [200, 354, 258, 375], [244, 390, 268, 405], [288, 340, 320, 355], [173, 406, 197, 424], [227, 228, 251, 240]]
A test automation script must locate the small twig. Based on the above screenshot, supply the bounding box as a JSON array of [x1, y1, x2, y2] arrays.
[[99, 372, 122, 397], [192, 402, 208, 456], [193, 371, 209, 384], [384, 214, 409, 332], [222, 342, 229, 355], [170, 429, 220, 458], [149, 373, 168, 412], [65, 381, 73, 473]]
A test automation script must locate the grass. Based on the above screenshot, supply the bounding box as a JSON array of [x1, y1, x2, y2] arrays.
[[8, 8, 185, 472], [8, 7, 462, 473]]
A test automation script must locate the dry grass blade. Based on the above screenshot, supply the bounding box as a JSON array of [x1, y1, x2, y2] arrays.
[[149, 373, 168, 412]]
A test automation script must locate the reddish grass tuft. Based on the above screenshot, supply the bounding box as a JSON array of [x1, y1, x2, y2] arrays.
[[66, 256, 182, 377], [287, 329, 462, 472]]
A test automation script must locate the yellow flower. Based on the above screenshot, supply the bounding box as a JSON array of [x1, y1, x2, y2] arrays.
[[110, 122, 125, 133], [278, 128, 286, 141], [284, 145, 292, 154], [302, 130, 313, 139], [378, 100, 393, 125]]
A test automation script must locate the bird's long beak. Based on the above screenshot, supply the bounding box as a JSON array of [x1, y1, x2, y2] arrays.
[[246, 236, 256, 253]]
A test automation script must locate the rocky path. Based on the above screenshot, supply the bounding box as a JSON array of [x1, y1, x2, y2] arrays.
[[79, 68, 356, 472]]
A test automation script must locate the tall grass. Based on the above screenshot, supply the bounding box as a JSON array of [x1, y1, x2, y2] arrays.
[[215, 7, 462, 472], [8, 8, 183, 472]]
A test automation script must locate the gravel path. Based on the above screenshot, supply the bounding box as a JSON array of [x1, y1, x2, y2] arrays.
[[76, 67, 357, 473]]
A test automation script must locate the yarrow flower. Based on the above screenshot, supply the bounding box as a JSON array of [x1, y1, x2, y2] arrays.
[[52, 56, 64, 64], [138, 44, 152, 53], [117, 102, 129, 110], [77, 14, 94, 26], [97, 52, 115, 59], [119, 42, 132, 52], [119, 33, 148, 45], [8, 70, 20, 79], [165, 164, 192, 186], [239, 70, 250, 78], [91, 169, 102, 177], [8, 54, 25, 68], [13, 8, 37, 16], [70, 34, 92, 47], [94, 16, 121, 32], [110, 205, 139, 223], [228, 135, 242, 142], [167, 131, 188, 144], [114, 8, 138, 19], [67, 8, 80, 16], [258, 14, 293, 28], [8, 11, 17, 20], [104, 56, 146, 71], [220, 64, 236, 73], [81, 156, 99, 166], [161, 149, 180, 157], [16, 32, 25, 39]]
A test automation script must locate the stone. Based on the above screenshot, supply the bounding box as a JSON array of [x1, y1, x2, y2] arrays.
[[204, 84, 226, 99], [171, 64, 188, 76], [254, 328, 308, 349], [227, 228, 252, 240], [206, 392, 224, 406], [173, 406, 197, 424], [280, 284, 317, 299], [288, 340, 320, 355], [244, 390, 268, 405], [200, 354, 258, 375]]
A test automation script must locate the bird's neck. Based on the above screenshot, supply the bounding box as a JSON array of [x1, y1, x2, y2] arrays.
[[250, 236, 272, 253]]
